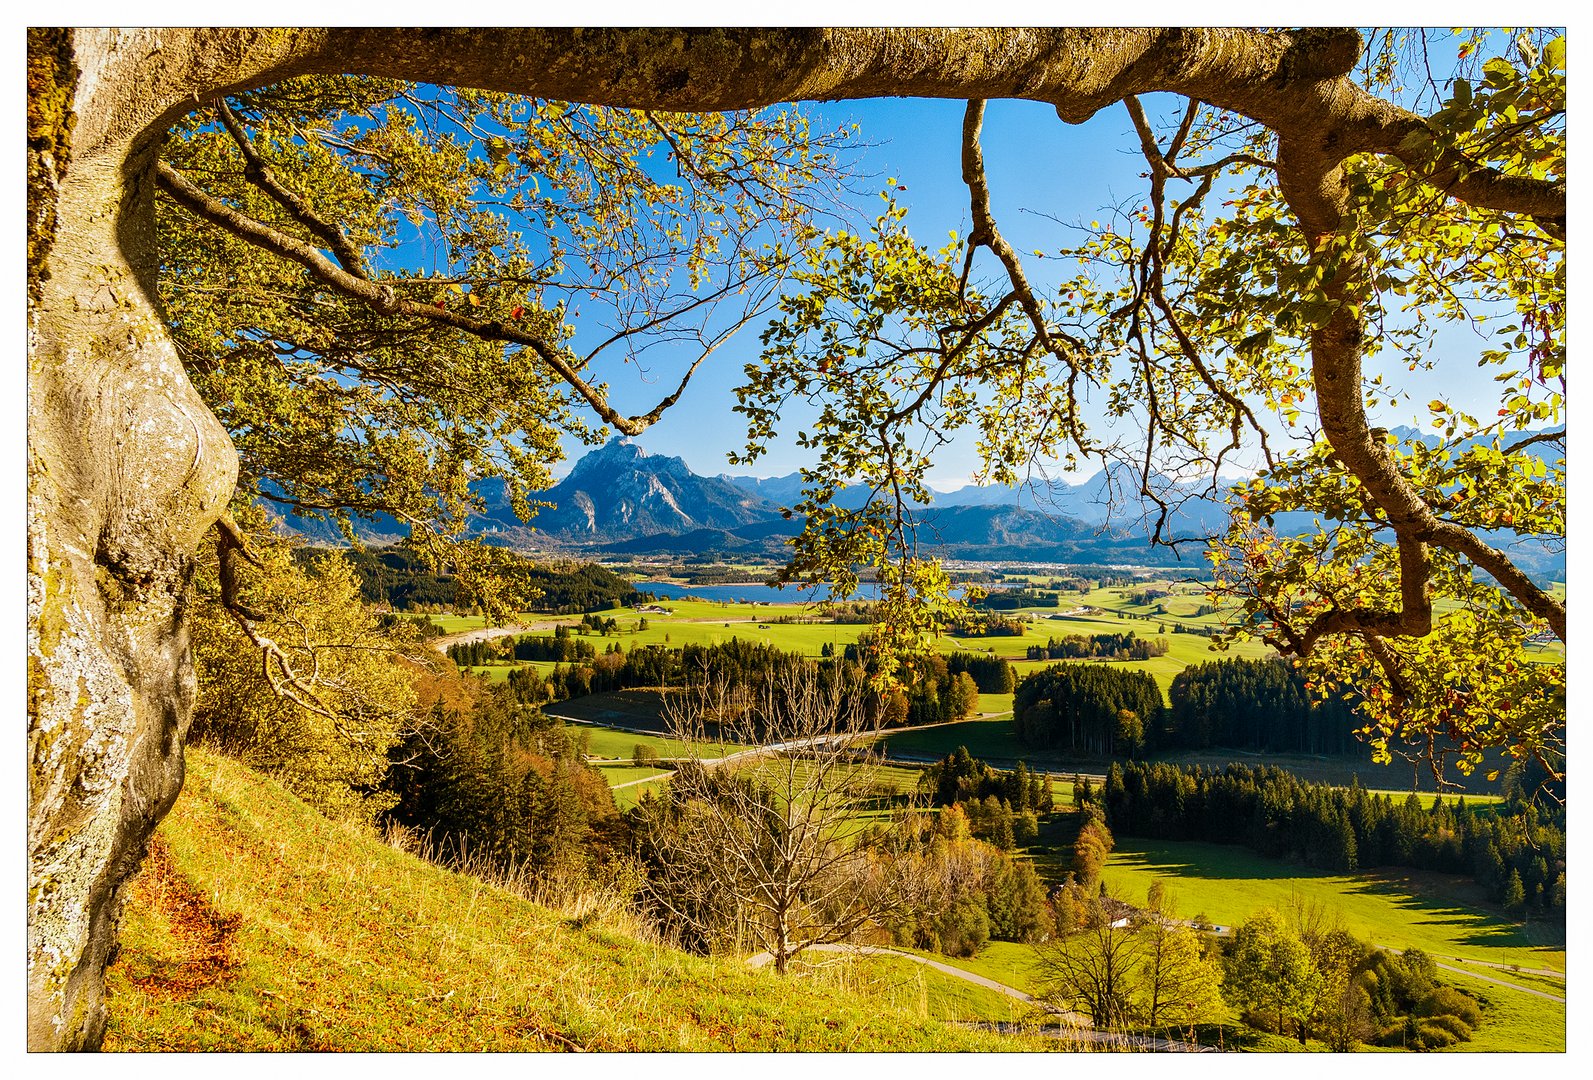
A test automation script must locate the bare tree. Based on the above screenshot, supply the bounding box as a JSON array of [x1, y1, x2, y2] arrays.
[[1036, 890, 1144, 1028], [633, 665, 914, 974], [1040, 883, 1224, 1031]]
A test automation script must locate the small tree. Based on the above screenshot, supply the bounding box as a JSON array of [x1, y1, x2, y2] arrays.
[[1136, 884, 1226, 1028], [1224, 908, 1325, 1042], [634, 664, 910, 973], [1037, 890, 1143, 1028], [190, 514, 418, 823]]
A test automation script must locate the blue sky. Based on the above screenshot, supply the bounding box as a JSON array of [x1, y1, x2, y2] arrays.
[[570, 94, 1179, 487], [561, 88, 1518, 490]]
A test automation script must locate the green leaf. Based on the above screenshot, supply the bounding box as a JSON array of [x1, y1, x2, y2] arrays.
[[1544, 36, 1566, 71]]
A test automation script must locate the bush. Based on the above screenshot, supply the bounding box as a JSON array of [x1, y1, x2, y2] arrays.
[[1417, 986, 1481, 1028], [1411, 1021, 1461, 1050], [632, 743, 661, 766], [1418, 1013, 1473, 1043], [1374, 1021, 1408, 1048]]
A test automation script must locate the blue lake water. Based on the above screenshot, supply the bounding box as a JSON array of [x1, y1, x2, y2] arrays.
[[634, 580, 878, 604]]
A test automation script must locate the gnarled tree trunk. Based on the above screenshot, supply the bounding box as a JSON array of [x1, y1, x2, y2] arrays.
[[27, 28, 241, 1050]]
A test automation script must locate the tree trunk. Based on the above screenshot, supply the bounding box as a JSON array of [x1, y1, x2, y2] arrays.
[[27, 29, 238, 1050]]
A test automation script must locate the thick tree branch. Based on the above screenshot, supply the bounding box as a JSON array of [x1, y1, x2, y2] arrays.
[[215, 98, 369, 276]]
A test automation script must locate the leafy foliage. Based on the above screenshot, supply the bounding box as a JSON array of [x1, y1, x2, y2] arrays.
[[731, 30, 1566, 781], [189, 519, 419, 823], [157, 77, 853, 617]]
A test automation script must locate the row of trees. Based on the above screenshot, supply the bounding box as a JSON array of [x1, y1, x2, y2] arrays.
[[344, 548, 644, 615], [1013, 664, 1165, 758], [1095, 761, 1566, 920], [1166, 657, 1359, 754], [975, 589, 1061, 610], [941, 613, 1026, 637], [1014, 654, 1365, 759], [1024, 631, 1169, 661]]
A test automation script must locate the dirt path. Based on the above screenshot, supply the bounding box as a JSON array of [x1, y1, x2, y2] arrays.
[[745, 944, 1213, 1051]]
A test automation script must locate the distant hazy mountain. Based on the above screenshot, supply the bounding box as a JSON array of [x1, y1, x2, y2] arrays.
[[258, 481, 407, 546], [721, 472, 880, 511]]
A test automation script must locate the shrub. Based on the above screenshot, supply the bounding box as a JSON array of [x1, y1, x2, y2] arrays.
[[1419, 1013, 1473, 1043], [1417, 986, 1481, 1028], [1412, 1021, 1460, 1050]]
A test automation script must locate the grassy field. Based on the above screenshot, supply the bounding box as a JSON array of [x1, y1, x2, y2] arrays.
[[1101, 837, 1566, 974], [907, 838, 1565, 1053], [430, 574, 1288, 709], [795, 952, 1038, 1024], [576, 722, 747, 762], [593, 763, 672, 786], [103, 750, 1051, 1052]]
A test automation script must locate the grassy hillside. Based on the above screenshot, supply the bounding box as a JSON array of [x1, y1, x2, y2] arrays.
[[103, 750, 1051, 1052]]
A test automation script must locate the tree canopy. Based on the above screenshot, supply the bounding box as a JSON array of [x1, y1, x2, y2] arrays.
[[156, 77, 854, 608], [153, 28, 1564, 786]]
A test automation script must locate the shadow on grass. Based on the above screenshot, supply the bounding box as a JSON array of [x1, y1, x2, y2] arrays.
[[1112, 839, 1564, 959], [1341, 876, 1564, 952], [1110, 841, 1317, 882]]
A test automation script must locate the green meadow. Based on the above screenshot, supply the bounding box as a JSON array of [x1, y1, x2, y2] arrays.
[[1100, 837, 1565, 974]]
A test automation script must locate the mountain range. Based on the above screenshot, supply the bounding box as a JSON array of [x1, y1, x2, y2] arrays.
[[266, 430, 1564, 578]]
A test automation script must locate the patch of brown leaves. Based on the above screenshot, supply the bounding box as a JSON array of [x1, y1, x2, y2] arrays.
[[119, 835, 242, 997]]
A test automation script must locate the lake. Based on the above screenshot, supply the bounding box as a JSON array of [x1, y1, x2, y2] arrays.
[[634, 580, 876, 604]]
